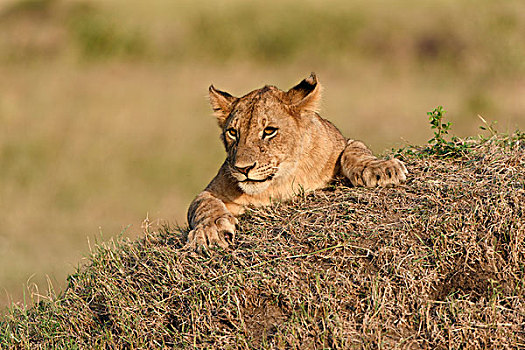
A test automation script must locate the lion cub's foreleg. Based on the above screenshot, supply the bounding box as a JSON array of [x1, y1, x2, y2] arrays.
[[186, 191, 238, 253], [340, 140, 408, 187]]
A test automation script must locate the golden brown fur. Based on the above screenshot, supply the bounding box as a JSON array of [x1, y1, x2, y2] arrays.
[[187, 74, 408, 252]]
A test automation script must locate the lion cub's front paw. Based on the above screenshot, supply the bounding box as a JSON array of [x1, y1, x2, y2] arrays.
[[186, 215, 238, 254], [351, 158, 408, 187]]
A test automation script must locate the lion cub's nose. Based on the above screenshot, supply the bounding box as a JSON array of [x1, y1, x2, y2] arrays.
[[234, 162, 256, 176]]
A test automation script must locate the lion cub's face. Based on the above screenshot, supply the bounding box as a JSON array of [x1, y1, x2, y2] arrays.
[[209, 74, 321, 195]]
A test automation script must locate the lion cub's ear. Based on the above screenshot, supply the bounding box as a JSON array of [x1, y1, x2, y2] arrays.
[[286, 73, 322, 113], [209, 85, 238, 127]]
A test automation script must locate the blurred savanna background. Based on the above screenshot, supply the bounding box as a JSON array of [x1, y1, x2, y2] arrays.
[[0, 0, 524, 309]]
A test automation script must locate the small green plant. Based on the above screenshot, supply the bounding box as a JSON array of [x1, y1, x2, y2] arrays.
[[429, 106, 480, 157], [427, 106, 452, 147], [425, 106, 473, 157], [397, 106, 475, 158]]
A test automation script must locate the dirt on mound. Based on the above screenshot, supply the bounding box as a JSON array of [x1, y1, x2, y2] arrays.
[[1, 134, 524, 349]]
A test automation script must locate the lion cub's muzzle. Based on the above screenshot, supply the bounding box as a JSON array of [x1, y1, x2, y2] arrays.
[[230, 161, 277, 183]]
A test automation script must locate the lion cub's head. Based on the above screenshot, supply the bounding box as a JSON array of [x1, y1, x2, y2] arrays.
[[209, 74, 322, 195]]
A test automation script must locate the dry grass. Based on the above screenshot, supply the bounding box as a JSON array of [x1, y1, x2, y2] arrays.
[[1, 133, 523, 349]]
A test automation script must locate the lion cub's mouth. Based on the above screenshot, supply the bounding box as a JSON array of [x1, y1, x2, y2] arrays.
[[241, 174, 274, 183]]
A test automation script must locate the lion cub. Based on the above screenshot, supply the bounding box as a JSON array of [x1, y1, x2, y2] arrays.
[[186, 74, 407, 252]]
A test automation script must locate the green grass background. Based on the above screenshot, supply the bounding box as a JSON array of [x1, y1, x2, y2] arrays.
[[1, 0, 524, 309]]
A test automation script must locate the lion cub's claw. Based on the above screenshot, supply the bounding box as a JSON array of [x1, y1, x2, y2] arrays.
[[353, 159, 408, 187], [186, 215, 238, 254]]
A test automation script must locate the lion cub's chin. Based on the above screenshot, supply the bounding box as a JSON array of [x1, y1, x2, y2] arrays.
[[238, 180, 272, 195]]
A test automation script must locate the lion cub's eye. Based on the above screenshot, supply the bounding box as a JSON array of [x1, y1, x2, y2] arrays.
[[226, 128, 237, 140], [263, 127, 278, 139]]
